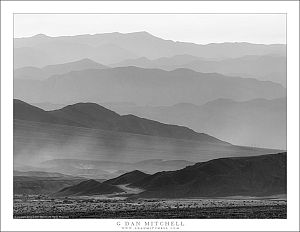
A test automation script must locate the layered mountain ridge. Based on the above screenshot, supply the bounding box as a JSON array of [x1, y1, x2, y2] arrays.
[[14, 99, 227, 144], [14, 66, 286, 106]]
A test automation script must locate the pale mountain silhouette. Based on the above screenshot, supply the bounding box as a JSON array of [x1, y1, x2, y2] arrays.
[[112, 54, 286, 86], [106, 97, 286, 149], [14, 67, 286, 106], [14, 58, 108, 80], [14, 32, 286, 67]]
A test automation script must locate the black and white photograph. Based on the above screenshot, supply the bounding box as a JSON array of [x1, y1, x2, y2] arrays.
[[1, 1, 299, 231]]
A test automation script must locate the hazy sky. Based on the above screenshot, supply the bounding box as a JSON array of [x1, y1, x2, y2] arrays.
[[14, 14, 286, 44]]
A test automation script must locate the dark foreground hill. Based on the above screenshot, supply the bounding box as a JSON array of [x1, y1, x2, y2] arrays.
[[14, 99, 227, 144], [104, 170, 150, 185], [55, 179, 124, 196], [126, 152, 287, 198]]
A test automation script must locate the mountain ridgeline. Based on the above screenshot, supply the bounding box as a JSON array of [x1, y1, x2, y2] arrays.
[[13, 99, 227, 144]]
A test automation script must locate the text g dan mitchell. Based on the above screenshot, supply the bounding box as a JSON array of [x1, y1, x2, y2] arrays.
[[116, 220, 184, 229]]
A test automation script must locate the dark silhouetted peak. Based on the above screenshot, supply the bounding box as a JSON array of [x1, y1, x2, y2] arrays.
[[104, 170, 149, 185]]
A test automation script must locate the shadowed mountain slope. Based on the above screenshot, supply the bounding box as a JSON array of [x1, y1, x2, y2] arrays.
[[129, 152, 286, 198], [54, 179, 124, 196], [104, 170, 150, 185]]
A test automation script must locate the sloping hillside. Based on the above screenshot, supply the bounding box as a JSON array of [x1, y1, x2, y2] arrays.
[[129, 152, 286, 198]]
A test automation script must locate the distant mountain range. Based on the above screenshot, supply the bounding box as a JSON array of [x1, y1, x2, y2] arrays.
[[112, 54, 286, 86], [14, 170, 76, 178], [14, 32, 286, 68], [14, 66, 286, 106], [14, 173, 85, 195], [35, 159, 194, 179], [15, 54, 286, 87], [105, 97, 286, 149], [14, 58, 108, 80]]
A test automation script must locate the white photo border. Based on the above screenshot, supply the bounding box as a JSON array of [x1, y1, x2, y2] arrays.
[[1, 1, 299, 231]]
